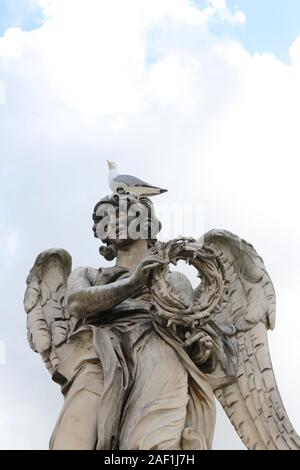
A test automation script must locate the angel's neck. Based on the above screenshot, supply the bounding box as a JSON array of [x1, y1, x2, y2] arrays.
[[116, 239, 149, 271]]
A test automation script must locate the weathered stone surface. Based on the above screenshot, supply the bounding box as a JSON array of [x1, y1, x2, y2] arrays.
[[24, 192, 300, 450]]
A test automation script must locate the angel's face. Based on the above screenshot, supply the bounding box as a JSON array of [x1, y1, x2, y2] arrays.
[[93, 200, 151, 247]]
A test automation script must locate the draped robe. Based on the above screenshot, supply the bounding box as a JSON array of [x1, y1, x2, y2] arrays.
[[50, 266, 234, 450]]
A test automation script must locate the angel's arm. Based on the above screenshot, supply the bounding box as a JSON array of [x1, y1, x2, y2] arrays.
[[65, 267, 137, 319], [66, 254, 164, 319]]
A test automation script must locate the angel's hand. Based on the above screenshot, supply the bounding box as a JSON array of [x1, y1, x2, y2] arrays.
[[198, 334, 214, 351], [131, 255, 166, 288], [184, 330, 213, 363]]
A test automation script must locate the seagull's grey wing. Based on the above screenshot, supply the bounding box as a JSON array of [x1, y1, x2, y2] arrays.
[[114, 174, 155, 188]]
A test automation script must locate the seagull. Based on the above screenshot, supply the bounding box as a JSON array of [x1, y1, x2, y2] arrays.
[[107, 160, 168, 197]]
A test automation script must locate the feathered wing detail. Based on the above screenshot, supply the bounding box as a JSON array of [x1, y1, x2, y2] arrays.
[[203, 229, 300, 450], [24, 249, 74, 375]]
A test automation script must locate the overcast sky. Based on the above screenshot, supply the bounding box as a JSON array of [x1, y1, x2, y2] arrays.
[[1, 0, 300, 450]]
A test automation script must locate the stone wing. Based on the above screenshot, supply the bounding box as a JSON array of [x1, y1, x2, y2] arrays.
[[204, 229, 300, 450], [24, 249, 74, 375]]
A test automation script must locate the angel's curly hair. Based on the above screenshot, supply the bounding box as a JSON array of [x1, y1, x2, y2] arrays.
[[92, 193, 162, 261]]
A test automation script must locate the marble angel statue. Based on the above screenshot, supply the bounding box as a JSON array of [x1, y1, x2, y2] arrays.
[[24, 170, 300, 450]]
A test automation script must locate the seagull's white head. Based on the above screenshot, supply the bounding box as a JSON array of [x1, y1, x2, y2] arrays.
[[107, 160, 117, 170]]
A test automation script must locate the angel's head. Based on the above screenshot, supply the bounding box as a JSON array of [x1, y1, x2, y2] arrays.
[[92, 193, 161, 260]]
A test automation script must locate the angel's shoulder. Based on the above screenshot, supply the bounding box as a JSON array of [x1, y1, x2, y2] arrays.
[[166, 271, 194, 303], [166, 270, 191, 286], [67, 266, 100, 289]]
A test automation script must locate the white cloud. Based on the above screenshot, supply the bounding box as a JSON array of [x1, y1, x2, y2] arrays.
[[203, 0, 245, 24], [0, 227, 20, 277], [0, 79, 5, 103], [289, 35, 300, 66], [0, 0, 246, 116], [0, 27, 24, 59], [1, 0, 300, 450], [0, 341, 6, 365]]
